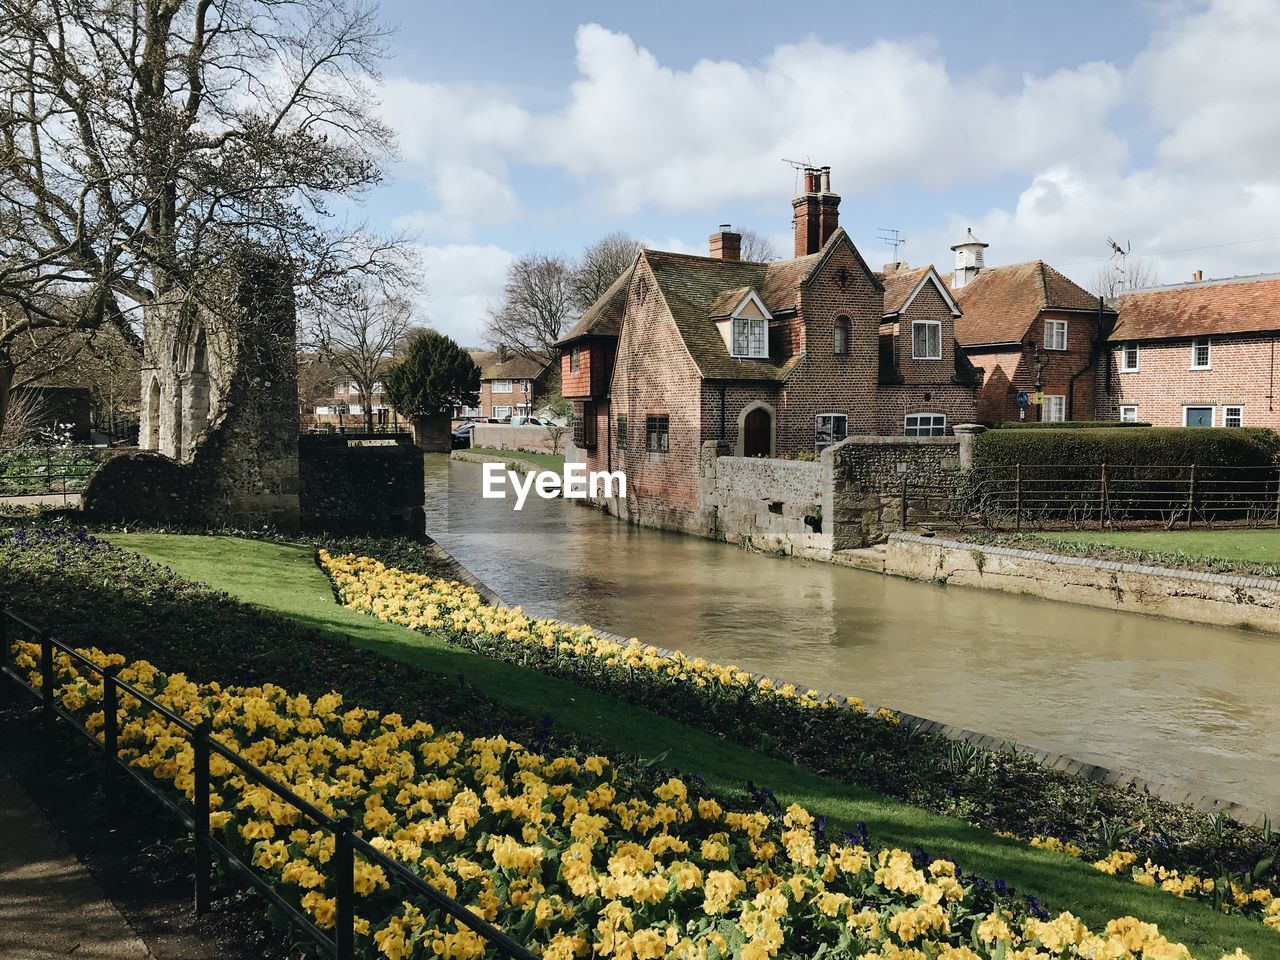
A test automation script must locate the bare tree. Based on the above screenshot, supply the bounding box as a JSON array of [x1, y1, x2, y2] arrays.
[[1090, 257, 1160, 302], [0, 0, 408, 434], [739, 228, 782, 263], [308, 282, 413, 431], [484, 254, 576, 360], [571, 231, 640, 310]]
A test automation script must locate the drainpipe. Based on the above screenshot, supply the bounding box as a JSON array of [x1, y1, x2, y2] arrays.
[[1067, 296, 1113, 420]]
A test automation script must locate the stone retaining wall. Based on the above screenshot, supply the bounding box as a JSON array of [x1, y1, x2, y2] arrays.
[[701, 451, 829, 555], [885, 532, 1280, 634]]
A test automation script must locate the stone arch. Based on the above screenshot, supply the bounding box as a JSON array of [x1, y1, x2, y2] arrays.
[[735, 401, 776, 458]]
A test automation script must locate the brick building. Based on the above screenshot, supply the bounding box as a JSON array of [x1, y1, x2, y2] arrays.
[[313, 381, 396, 429], [557, 167, 979, 530], [1098, 273, 1280, 428], [460, 349, 555, 421], [951, 232, 1115, 424]]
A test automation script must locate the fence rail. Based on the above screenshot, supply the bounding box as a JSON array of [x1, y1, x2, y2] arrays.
[[897, 464, 1280, 532], [0, 603, 536, 960], [0, 448, 109, 501]]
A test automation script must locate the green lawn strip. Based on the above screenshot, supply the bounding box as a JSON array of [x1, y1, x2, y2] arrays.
[[464, 448, 566, 471], [110, 532, 1271, 958], [1027, 529, 1280, 568]]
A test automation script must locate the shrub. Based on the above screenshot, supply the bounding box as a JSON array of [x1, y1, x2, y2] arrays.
[[973, 427, 1280, 469], [991, 421, 1152, 430]]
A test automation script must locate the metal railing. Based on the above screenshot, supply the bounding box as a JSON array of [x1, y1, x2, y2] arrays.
[[895, 464, 1280, 532], [0, 604, 535, 960], [0, 448, 108, 502]]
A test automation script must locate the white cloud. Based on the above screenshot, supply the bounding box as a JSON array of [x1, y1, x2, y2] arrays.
[[410, 244, 515, 347]]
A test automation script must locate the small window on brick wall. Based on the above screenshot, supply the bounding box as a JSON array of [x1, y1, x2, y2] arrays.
[[572, 401, 596, 447], [616, 415, 627, 449], [569, 346, 581, 373], [646, 415, 669, 454], [833, 316, 851, 355]]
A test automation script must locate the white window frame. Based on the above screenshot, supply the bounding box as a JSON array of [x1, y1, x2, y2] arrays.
[[911, 320, 942, 360], [1223, 405, 1243, 428], [1183, 406, 1214, 427], [815, 413, 848, 451], [493, 405, 512, 420], [1044, 319, 1068, 351], [1119, 405, 1138, 423], [1042, 395, 1066, 422], [1120, 342, 1139, 372], [730, 316, 768, 359], [1191, 337, 1211, 370], [315, 405, 333, 416], [904, 413, 947, 436], [492, 379, 513, 394], [459, 406, 481, 418]]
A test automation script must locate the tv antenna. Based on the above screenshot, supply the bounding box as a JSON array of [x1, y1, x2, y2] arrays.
[[876, 228, 906, 259], [1106, 237, 1130, 258], [781, 156, 816, 194]]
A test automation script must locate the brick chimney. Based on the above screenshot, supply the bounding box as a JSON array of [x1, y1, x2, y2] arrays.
[[709, 224, 741, 261], [792, 166, 840, 257]]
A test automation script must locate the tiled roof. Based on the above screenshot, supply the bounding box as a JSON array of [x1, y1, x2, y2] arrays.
[[643, 247, 828, 381], [1110, 274, 1280, 341], [556, 262, 636, 344], [468, 350, 552, 380], [877, 266, 934, 315], [953, 260, 1104, 347]]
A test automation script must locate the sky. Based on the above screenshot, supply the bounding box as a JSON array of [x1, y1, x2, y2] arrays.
[[362, 0, 1280, 347]]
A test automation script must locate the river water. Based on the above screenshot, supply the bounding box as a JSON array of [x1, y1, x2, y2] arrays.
[[423, 455, 1280, 812]]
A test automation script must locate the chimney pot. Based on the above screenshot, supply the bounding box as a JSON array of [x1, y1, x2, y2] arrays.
[[820, 166, 831, 193], [1193, 269, 1203, 282]]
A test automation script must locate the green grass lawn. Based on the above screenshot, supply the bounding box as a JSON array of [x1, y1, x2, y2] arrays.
[[108, 532, 1274, 958], [463, 447, 566, 471], [1028, 529, 1280, 569]]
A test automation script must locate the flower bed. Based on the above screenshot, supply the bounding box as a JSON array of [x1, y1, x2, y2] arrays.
[[9, 636, 1251, 960], [318, 551, 1280, 938]]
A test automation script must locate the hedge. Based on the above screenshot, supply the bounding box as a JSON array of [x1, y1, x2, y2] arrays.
[[992, 420, 1151, 430], [973, 427, 1280, 469]]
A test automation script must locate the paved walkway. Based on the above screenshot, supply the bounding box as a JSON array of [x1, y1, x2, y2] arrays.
[[0, 765, 152, 960]]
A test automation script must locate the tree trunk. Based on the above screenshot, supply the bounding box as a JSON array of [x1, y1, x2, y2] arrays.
[[0, 350, 15, 444]]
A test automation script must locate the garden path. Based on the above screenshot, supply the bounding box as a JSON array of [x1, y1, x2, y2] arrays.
[[0, 764, 152, 959]]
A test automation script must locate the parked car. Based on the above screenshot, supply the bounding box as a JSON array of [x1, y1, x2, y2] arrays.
[[451, 422, 479, 449], [510, 415, 547, 426]]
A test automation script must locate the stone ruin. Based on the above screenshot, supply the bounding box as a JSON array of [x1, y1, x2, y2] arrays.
[[84, 248, 425, 533]]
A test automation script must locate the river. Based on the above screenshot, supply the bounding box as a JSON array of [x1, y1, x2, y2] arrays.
[[423, 454, 1280, 812]]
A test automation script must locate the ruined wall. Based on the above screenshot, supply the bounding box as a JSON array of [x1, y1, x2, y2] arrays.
[[86, 249, 301, 528], [298, 435, 424, 534], [700, 446, 829, 556]]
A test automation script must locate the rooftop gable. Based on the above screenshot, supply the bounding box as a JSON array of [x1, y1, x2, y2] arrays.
[[1110, 273, 1280, 342], [880, 265, 959, 318], [555, 260, 637, 346], [953, 260, 1105, 347], [469, 350, 552, 381]]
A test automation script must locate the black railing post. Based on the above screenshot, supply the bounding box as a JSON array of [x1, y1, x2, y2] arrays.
[[334, 816, 355, 960], [1099, 463, 1108, 529], [1187, 464, 1196, 529], [193, 719, 212, 914], [101, 665, 120, 810], [39, 629, 54, 716]]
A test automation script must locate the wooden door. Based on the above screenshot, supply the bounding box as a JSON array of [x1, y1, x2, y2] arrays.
[[743, 407, 771, 457]]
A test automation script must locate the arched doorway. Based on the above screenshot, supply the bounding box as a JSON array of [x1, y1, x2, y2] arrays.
[[743, 406, 772, 457]]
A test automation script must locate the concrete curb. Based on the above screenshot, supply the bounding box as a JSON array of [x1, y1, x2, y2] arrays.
[[406, 535, 1275, 828]]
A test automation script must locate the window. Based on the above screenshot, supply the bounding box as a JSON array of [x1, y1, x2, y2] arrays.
[[815, 413, 848, 451], [1119, 405, 1138, 423], [1223, 405, 1243, 428], [645, 415, 669, 454], [731, 316, 768, 358], [492, 379, 513, 393], [493, 406, 512, 421], [616, 415, 627, 449], [572, 401, 596, 446], [1044, 319, 1068, 351], [569, 346, 581, 373], [459, 406, 481, 418], [1191, 337, 1211, 369], [904, 413, 947, 436], [833, 316, 851, 356], [1121, 342, 1139, 372], [1184, 406, 1213, 427], [911, 320, 942, 360], [315, 405, 333, 416], [1042, 395, 1066, 422]]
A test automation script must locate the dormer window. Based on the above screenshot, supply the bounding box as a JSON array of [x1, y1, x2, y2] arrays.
[[732, 316, 767, 358]]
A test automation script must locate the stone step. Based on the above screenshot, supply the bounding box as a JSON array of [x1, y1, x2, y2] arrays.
[[830, 544, 888, 573]]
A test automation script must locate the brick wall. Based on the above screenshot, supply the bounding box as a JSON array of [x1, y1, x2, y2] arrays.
[[892, 281, 957, 384], [873, 384, 981, 435], [698, 383, 783, 456], [472, 423, 566, 455], [1097, 332, 1280, 427]]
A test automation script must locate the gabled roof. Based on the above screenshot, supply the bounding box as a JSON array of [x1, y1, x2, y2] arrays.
[[469, 350, 552, 380], [953, 260, 1106, 347], [1109, 273, 1280, 341], [798, 228, 884, 293], [878, 265, 959, 317], [555, 261, 636, 345]]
